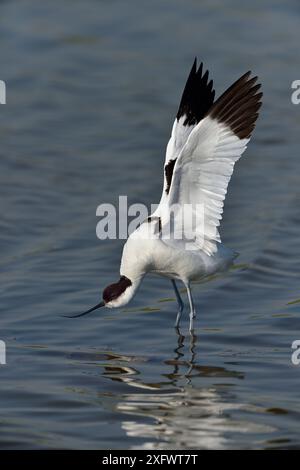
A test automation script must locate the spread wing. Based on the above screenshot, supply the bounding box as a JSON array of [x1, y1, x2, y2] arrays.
[[160, 58, 215, 200], [161, 71, 262, 255]]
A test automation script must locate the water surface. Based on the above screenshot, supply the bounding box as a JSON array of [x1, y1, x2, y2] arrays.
[[1, 0, 300, 449]]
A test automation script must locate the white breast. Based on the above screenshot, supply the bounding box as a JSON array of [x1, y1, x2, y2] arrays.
[[121, 221, 235, 284]]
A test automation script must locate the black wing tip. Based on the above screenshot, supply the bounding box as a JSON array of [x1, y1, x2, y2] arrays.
[[209, 71, 263, 139], [176, 57, 215, 126]]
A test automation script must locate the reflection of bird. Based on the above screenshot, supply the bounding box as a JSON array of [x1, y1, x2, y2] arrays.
[[67, 58, 262, 330], [99, 334, 273, 450]]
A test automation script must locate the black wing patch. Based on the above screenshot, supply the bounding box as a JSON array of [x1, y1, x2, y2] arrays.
[[176, 58, 215, 126], [147, 216, 162, 233], [165, 158, 177, 194]]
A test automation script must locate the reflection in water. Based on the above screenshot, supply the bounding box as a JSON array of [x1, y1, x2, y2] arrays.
[[100, 332, 274, 450]]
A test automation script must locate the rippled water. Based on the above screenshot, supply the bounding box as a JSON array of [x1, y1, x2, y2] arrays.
[[1, 0, 300, 449]]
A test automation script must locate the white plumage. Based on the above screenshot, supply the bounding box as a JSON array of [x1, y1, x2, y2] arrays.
[[163, 117, 249, 255], [68, 59, 262, 331]]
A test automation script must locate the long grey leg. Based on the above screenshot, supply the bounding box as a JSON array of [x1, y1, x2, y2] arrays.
[[186, 283, 196, 332], [171, 280, 184, 328]]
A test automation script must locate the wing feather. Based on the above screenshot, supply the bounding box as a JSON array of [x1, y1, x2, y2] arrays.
[[160, 71, 262, 255], [162, 59, 215, 197]]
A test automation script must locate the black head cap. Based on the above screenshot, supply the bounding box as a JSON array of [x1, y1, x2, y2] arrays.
[[103, 275, 132, 303]]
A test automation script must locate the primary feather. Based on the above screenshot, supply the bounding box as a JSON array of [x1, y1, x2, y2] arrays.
[[155, 62, 262, 256]]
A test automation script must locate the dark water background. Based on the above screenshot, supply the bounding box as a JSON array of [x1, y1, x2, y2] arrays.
[[1, 0, 300, 449]]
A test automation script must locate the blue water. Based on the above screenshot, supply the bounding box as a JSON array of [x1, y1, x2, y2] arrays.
[[1, 0, 300, 449]]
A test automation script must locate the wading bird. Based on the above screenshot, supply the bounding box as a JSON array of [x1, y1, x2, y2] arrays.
[[66, 59, 262, 331]]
